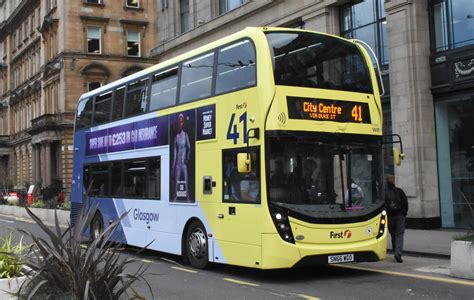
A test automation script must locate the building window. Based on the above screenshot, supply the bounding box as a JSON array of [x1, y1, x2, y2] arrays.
[[24, 20, 29, 39], [341, 0, 388, 65], [85, 0, 102, 4], [125, 0, 139, 8], [430, 0, 474, 52], [31, 14, 35, 34], [88, 81, 102, 91], [87, 27, 101, 54], [180, 0, 190, 33], [127, 31, 140, 57], [219, 0, 246, 14]]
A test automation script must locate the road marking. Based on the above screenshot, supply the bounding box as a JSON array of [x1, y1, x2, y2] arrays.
[[171, 266, 198, 274], [295, 294, 321, 300], [223, 277, 260, 287], [333, 264, 474, 287], [160, 256, 183, 266], [141, 259, 154, 264], [0, 218, 14, 223]]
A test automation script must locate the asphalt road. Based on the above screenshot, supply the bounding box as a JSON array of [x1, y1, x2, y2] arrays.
[[1, 215, 473, 299]]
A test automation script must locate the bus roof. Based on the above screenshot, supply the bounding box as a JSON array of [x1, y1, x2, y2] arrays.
[[77, 27, 350, 103]]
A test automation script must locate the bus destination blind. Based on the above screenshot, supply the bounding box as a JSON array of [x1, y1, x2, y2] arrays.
[[287, 96, 371, 124]]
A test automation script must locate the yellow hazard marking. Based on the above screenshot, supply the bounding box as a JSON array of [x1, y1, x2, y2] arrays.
[[296, 294, 321, 300], [171, 266, 198, 274], [223, 278, 260, 287], [333, 264, 474, 287], [141, 259, 154, 264]]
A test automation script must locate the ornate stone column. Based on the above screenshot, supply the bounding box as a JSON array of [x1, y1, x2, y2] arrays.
[[44, 142, 52, 187], [33, 144, 40, 184]]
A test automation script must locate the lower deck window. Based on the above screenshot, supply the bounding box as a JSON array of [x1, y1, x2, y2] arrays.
[[84, 156, 161, 199]]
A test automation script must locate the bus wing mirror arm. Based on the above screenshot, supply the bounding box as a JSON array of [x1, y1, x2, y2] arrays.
[[382, 134, 405, 166]]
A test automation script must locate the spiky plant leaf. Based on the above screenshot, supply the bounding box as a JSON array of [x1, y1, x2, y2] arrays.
[[16, 184, 154, 299]]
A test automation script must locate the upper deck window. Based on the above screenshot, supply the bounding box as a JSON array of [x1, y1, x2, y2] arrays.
[[92, 91, 112, 125], [179, 52, 214, 103], [150, 67, 178, 111], [76, 98, 93, 129], [266, 32, 373, 94], [124, 78, 148, 118], [112, 86, 126, 121], [216, 40, 256, 94]]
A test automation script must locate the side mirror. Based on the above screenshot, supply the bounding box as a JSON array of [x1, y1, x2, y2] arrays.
[[393, 147, 405, 166], [237, 153, 251, 173]]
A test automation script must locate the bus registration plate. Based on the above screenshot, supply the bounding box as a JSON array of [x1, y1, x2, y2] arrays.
[[328, 254, 354, 264]]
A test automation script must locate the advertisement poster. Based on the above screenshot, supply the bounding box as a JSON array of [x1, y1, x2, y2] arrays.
[[169, 110, 196, 203], [85, 117, 168, 156], [197, 104, 216, 141]]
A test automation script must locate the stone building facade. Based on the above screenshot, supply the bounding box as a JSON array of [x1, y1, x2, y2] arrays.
[[0, 0, 158, 197], [152, 0, 474, 228]]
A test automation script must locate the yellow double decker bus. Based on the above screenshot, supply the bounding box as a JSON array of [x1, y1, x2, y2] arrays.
[[71, 27, 389, 269]]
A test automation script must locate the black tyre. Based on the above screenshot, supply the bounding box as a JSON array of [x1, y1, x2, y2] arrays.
[[91, 213, 104, 242], [185, 221, 209, 269]]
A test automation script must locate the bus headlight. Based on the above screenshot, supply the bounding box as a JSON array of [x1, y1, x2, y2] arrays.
[[376, 210, 387, 239], [270, 206, 295, 244]]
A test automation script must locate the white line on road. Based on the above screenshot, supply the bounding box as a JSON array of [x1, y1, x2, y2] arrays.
[[0, 218, 14, 223]]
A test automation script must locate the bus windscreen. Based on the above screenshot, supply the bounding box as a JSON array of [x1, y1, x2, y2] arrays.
[[266, 32, 373, 94]]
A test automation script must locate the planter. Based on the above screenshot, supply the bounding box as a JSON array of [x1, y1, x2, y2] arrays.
[[0, 275, 27, 299], [450, 240, 474, 280], [0, 205, 69, 227]]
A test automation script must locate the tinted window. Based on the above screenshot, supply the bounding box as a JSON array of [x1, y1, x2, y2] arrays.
[[112, 86, 125, 121], [84, 157, 161, 199], [180, 52, 214, 103], [124, 79, 148, 118], [147, 158, 161, 198], [76, 98, 93, 129], [110, 161, 122, 196], [150, 68, 178, 111], [92, 91, 112, 125], [223, 148, 260, 203], [123, 160, 147, 198], [266, 32, 372, 94], [216, 40, 256, 94], [90, 164, 109, 196]]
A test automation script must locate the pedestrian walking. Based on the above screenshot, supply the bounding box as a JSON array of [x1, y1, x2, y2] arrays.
[[384, 175, 408, 263]]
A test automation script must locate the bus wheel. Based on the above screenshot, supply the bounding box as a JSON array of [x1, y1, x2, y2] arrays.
[[91, 213, 103, 242], [185, 221, 209, 269]]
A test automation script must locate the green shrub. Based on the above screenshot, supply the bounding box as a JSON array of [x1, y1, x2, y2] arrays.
[[17, 187, 153, 299], [30, 201, 45, 209], [0, 232, 29, 279], [454, 231, 474, 242], [60, 201, 71, 211]]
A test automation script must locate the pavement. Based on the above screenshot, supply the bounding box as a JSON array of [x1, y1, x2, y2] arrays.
[[387, 228, 470, 258]]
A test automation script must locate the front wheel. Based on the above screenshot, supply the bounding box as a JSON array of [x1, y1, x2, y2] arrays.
[[185, 221, 209, 269]]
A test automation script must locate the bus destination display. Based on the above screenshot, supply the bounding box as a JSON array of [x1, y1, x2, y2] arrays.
[[287, 96, 371, 124]]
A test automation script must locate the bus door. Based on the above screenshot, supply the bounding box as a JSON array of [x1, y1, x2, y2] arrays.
[[214, 147, 262, 267]]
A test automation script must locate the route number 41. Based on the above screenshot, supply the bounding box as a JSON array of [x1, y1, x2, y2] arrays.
[[227, 112, 247, 144]]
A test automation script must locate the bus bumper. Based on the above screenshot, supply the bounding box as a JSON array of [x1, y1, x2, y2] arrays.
[[261, 231, 387, 269]]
